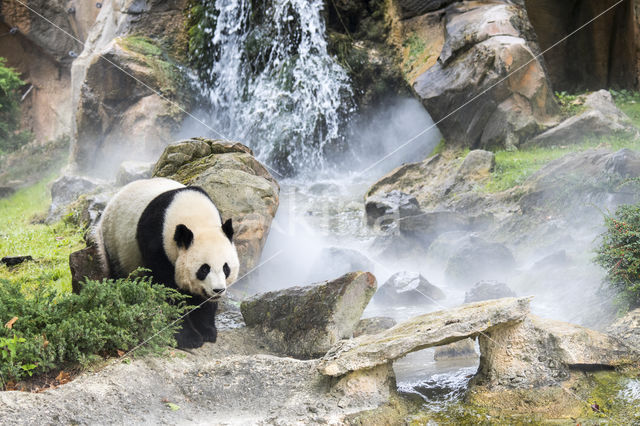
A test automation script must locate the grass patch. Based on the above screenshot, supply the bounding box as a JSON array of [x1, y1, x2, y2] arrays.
[[483, 136, 640, 193], [0, 175, 84, 294]]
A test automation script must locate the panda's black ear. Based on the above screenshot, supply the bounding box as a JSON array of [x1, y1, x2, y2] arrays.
[[222, 218, 234, 242], [174, 224, 193, 249]]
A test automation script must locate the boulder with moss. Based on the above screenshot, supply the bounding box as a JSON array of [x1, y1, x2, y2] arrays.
[[241, 271, 377, 359], [153, 138, 279, 276]]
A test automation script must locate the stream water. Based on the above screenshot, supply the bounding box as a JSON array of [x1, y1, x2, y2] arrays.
[[193, 0, 480, 413]]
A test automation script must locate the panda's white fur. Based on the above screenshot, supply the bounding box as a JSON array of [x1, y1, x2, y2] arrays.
[[96, 177, 239, 298]]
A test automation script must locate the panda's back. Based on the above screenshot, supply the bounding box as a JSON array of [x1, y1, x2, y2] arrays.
[[98, 178, 185, 276]]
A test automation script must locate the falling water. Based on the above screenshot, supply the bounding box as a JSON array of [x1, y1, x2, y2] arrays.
[[192, 0, 354, 175]]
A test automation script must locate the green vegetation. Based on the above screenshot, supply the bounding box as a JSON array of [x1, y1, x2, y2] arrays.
[[119, 36, 186, 100], [0, 275, 189, 386], [0, 176, 84, 294], [595, 202, 640, 311], [402, 33, 430, 77], [483, 137, 640, 193], [0, 57, 32, 153], [611, 89, 640, 125], [554, 91, 586, 117]]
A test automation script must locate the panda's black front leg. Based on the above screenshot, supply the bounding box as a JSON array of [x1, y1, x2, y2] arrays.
[[175, 315, 204, 349], [189, 301, 218, 343]]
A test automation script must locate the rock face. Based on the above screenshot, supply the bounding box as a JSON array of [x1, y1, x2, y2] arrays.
[[318, 297, 531, 377], [364, 190, 420, 229], [241, 272, 377, 359], [527, 90, 638, 147], [464, 280, 517, 303], [154, 138, 279, 276], [115, 161, 153, 186], [70, 0, 192, 177], [411, 1, 559, 150], [607, 308, 640, 350], [72, 36, 191, 177], [372, 271, 445, 306], [475, 315, 637, 389], [353, 317, 397, 338]]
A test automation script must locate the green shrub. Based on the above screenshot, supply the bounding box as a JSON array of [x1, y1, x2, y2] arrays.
[[594, 203, 640, 311], [0, 275, 191, 386], [0, 57, 32, 153]]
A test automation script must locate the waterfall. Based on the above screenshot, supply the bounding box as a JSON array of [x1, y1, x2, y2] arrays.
[[190, 0, 354, 175]]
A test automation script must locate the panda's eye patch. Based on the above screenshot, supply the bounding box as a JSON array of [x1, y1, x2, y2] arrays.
[[196, 264, 210, 281], [223, 263, 230, 278]]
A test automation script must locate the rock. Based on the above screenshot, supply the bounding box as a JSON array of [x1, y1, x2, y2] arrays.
[[395, 0, 459, 19], [46, 174, 106, 223], [364, 190, 420, 229], [413, 2, 559, 150], [154, 138, 279, 276], [0, 186, 16, 199], [531, 250, 570, 270], [115, 161, 154, 186], [372, 271, 445, 306], [527, 90, 637, 147], [71, 36, 192, 177], [607, 308, 640, 350], [518, 148, 640, 220], [240, 272, 377, 359], [464, 280, 517, 303], [353, 317, 397, 338], [69, 244, 109, 294], [0, 327, 394, 424], [318, 297, 531, 376], [444, 236, 516, 287], [399, 210, 470, 245], [475, 315, 637, 389], [1, 256, 33, 266], [456, 150, 495, 181], [308, 247, 376, 283], [433, 338, 477, 361]]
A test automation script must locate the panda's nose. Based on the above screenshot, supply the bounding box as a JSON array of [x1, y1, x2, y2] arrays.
[[212, 288, 225, 295]]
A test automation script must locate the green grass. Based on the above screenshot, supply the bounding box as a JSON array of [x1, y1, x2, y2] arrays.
[[0, 175, 84, 294], [483, 136, 640, 193]]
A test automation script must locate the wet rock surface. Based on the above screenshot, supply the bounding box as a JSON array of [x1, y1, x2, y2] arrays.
[[241, 272, 377, 359], [372, 271, 445, 306], [154, 138, 279, 275]]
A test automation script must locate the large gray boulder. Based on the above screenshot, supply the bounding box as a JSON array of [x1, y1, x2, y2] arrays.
[[527, 90, 638, 147], [307, 247, 375, 283], [154, 138, 279, 276], [413, 2, 559, 150], [240, 272, 377, 359], [46, 174, 107, 223]]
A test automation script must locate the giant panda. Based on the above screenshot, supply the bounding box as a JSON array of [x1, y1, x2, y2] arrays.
[[95, 177, 240, 348]]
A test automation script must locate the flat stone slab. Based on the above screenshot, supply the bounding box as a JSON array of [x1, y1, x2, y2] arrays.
[[318, 297, 531, 377]]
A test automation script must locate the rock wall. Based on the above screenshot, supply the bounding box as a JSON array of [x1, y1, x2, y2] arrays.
[[69, 0, 192, 178], [525, 0, 636, 91]]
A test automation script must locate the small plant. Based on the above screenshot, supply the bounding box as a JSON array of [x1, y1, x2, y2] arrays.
[[555, 91, 585, 117], [595, 203, 640, 311], [0, 275, 191, 386]]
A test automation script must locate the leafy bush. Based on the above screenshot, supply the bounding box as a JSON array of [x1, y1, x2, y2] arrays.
[[0, 57, 31, 153], [0, 275, 190, 386], [595, 203, 640, 311]]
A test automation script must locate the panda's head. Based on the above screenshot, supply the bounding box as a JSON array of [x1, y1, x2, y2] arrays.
[[172, 218, 239, 299]]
